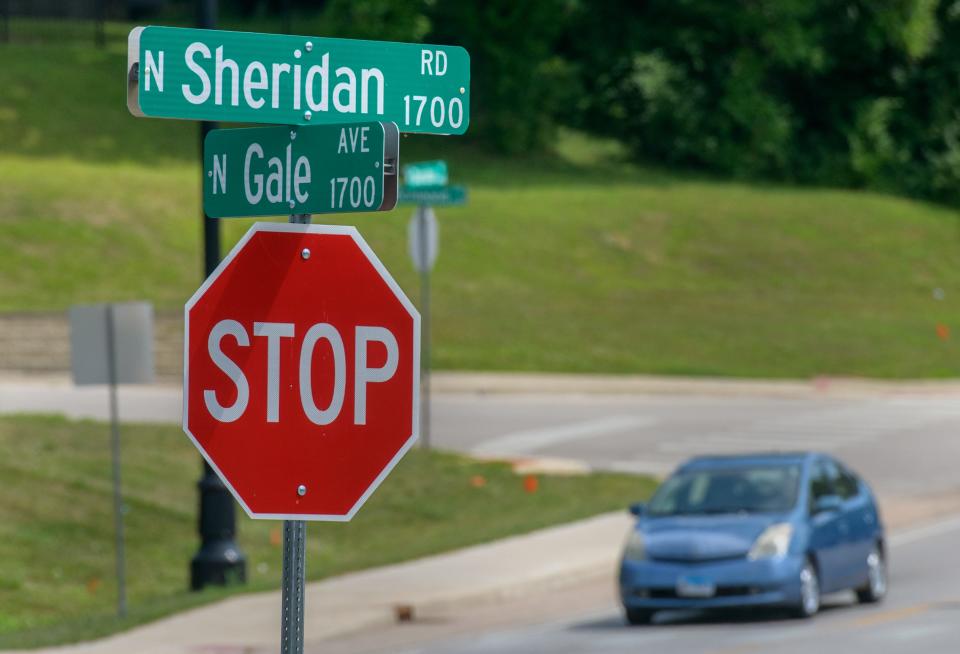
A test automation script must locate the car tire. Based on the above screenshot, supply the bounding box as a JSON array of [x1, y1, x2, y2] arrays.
[[625, 607, 654, 625], [792, 558, 821, 619], [856, 544, 887, 604]]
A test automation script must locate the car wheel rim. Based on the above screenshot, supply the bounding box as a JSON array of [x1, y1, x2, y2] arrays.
[[867, 550, 887, 598], [800, 564, 820, 615]]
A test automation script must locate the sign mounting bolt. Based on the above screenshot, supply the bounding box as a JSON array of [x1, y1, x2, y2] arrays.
[[289, 200, 296, 209], [207, 170, 212, 177], [304, 110, 312, 121], [301, 248, 311, 260], [460, 87, 465, 94], [298, 485, 307, 496], [290, 130, 297, 140], [305, 41, 313, 52]]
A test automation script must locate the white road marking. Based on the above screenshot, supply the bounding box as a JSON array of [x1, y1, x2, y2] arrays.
[[471, 416, 654, 457], [890, 514, 960, 547], [656, 435, 863, 454], [656, 399, 960, 457]]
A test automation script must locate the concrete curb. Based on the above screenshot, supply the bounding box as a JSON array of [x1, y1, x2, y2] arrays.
[[4, 371, 960, 400], [431, 371, 960, 398]]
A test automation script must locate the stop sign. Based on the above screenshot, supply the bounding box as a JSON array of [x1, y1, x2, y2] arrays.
[[183, 223, 420, 520]]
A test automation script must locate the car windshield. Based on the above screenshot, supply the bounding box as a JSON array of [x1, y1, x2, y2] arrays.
[[647, 464, 801, 516]]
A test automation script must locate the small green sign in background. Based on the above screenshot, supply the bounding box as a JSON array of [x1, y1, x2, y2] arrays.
[[398, 185, 467, 206]]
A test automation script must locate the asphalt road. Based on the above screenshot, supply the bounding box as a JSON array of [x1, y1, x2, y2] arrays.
[[313, 516, 960, 654], [435, 391, 960, 501], [3, 379, 960, 500]]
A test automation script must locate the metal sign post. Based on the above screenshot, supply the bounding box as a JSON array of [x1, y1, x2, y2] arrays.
[[419, 205, 431, 449], [280, 211, 310, 654], [409, 205, 438, 449], [69, 301, 155, 618], [104, 305, 127, 618], [280, 520, 306, 654]]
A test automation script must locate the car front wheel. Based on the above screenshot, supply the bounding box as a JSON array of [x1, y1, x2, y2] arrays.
[[856, 545, 887, 604], [792, 559, 821, 619]]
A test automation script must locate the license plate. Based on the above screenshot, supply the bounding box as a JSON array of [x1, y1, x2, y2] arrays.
[[676, 575, 716, 598]]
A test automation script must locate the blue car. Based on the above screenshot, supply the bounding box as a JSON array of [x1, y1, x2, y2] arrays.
[[619, 452, 887, 624]]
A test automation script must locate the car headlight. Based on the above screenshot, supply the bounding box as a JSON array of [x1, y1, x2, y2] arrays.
[[623, 530, 646, 561], [748, 523, 794, 560]]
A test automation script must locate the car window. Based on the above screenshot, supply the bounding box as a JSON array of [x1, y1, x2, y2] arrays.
[[647, 464, 801, 516], [834, 464, 860, 500], [808, 460, 834, 513]]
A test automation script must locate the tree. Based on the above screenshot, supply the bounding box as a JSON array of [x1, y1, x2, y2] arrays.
[[429, 0, 574, 153]]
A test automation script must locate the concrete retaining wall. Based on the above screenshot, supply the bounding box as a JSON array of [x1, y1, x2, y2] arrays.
[[0, 310, 183, 381]]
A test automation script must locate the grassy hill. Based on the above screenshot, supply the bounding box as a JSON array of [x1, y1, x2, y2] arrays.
[[3, 39, 960, 378]]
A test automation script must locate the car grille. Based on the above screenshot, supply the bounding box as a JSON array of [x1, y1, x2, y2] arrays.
[[635, 586, 763, 599], [647, 554, 745, 564]]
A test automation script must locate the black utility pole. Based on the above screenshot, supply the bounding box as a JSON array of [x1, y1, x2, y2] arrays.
[[1, 0, 10, 44], [94, 0, 105, 48], [190, 0, 247, 591]]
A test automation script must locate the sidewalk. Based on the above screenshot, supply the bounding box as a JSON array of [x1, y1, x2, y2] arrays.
[[3, 512, 634, 654], [4, 370, 960, 411]]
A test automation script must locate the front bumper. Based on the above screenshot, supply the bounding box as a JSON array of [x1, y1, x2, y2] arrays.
[[619, 554, 805, 611]]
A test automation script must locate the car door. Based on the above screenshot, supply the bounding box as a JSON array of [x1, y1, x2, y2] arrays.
[[806, 458, 846, 592], [832, 460, 876, 587]]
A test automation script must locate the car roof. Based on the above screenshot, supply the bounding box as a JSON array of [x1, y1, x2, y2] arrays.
[[678, 452, 816, 472]]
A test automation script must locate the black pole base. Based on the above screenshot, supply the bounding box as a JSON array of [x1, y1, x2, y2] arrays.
[[191, 463, 246, 591], [191, 539, 246, 590]]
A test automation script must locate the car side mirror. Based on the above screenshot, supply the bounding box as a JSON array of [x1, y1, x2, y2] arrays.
[[813, 495, 843, 515], [629, 502, 645, 517]]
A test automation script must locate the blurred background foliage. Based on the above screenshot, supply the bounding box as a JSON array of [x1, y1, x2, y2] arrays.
[[8, 0, 960, 203], [274, 0, 960, 206]]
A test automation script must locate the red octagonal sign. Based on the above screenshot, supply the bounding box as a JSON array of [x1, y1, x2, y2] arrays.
[[183, 223, 420, 521]]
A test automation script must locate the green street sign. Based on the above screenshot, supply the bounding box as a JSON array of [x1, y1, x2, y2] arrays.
[[203, 122, 399, 218], [404, 160, 448, 188], [127, 26, 470, 135], [398, 185, 467, 206]]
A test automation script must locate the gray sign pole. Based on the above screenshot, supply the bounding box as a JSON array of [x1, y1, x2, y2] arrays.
[[280, 212, 311, 654], [417, 204, 432, 450], [104, 305, 127, 618], [280, 520, 307, 654]]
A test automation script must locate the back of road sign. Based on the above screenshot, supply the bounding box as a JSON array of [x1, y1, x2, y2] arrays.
[[408, 207, 439, 273], [398, 185, 467, 206], [404, 160, 448, 188], [127, 26, 470, 134], [70, 302, 155, 385]]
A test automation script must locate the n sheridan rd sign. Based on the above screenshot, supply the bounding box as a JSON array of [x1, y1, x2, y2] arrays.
[[127, 26, 470, 134]]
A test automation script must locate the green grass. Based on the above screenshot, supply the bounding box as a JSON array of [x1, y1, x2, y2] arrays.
[[0, 414, 653, 648], [3, 39, 960, 377]]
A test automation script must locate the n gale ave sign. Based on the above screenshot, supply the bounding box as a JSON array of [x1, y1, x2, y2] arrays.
[[204, 122, 399, 218], [183, 223, 420, 520], [127, 26, 470, 134]]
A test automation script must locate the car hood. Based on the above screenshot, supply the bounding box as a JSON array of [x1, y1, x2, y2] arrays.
[[639, 514, 785, 562]]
